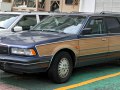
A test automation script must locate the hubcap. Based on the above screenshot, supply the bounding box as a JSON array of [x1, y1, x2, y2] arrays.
[[58, 58, 70, 78]]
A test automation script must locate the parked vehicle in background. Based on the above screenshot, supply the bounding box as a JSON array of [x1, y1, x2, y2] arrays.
[[0, 12, 50, 32], [1, 12, 120, 83]]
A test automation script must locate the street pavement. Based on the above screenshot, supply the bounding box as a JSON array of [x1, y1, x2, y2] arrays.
[[0, 62, 120, 90]]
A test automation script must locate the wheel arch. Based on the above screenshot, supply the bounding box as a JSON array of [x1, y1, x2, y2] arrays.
[[49, 48, 77, 68]]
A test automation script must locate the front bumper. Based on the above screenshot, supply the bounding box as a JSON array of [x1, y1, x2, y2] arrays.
[[0, 55, 51, 74]]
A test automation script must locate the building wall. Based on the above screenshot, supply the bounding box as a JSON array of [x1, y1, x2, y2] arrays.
[[44, 0, 51, 11], [0, 0, 12, 11], [95, 0, 120, 12], [60, 0, 79, 12], [79, 0, 95, 12]]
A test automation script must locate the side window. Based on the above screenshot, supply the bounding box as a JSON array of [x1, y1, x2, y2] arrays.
[[65, 0, 73, 4], [16, 15, 37, 30], [65, 0, 79, 5], [39, 15, 47, 21], [84, 17, 106, 35], [105, 17, 120, 33]]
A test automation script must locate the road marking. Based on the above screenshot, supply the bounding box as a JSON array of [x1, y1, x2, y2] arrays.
[[54, 72, 120, 90]]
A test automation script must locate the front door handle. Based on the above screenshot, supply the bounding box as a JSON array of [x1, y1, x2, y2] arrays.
[[101, 38, 107, 41]]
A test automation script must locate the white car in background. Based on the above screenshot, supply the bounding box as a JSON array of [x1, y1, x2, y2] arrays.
[[0, 12, 50, 32]]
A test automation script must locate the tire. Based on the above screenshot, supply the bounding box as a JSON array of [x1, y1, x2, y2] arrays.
[[48, 51, 73, 83]]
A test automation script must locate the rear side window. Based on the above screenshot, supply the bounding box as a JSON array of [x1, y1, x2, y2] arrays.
[[105, 17, 120, 33]]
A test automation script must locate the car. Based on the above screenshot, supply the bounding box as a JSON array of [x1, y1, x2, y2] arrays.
[[0, 12, 120, 83], [0, 11, 50, 32]]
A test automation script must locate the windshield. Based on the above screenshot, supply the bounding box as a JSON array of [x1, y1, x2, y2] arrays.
[[0, 14, 19, 29], [32, 15, 85, 34]]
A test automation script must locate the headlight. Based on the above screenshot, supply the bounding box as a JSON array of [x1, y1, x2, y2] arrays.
[[11, 48, 36, 56]]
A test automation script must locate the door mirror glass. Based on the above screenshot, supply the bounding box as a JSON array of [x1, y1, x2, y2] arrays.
[[82, 28, 92, 35], [13, 26, 23, 32]]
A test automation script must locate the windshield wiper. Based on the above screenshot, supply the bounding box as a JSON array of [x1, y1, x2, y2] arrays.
[[41, 29, 57, 32], [42, 29, 65, 34], [31, 29, 58, 32], [31, 29, 64, 34], [0, 26, 5, 29]]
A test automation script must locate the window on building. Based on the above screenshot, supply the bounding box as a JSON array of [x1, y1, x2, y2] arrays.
[[3, 0, 11, 3], [13, 0, 35, 8], [65, 0, 73, 5], [65, 0, 79, 5], [51, 1, 60, 11], [38, 0, 45, 8], [105, 17, 120, 33]]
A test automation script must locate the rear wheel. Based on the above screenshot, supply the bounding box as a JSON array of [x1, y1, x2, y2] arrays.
[[48, 51, 73, 83]]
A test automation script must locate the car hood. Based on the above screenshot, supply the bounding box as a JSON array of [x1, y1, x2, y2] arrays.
[[0, 31, 72, 46]]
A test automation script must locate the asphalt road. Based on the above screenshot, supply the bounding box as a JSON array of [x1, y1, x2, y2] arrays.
[[0, 62, 120, 90]]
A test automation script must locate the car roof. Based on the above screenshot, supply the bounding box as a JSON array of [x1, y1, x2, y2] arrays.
[[0, 11, 120, 17], [0, 11, 87, 16], [47, 12, 120, 17], [0, 11, 64, 15], [68, 12, 120, 17]]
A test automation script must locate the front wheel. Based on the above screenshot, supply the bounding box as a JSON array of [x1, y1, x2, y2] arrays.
[[48, 51, 73, 83]]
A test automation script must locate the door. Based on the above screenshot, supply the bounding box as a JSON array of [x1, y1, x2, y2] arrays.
[[77, 17, 109, 66], [105, 17, 120, 59]]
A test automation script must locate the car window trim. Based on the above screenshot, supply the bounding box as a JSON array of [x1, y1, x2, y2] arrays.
[[81, 16, 108, 36]]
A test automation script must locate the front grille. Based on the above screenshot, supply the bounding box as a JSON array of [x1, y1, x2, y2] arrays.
[[0, 45, 8, 54]]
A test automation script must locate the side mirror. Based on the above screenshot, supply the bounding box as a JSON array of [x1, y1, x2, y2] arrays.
[[13, 26, 23, 32], [82, 28, 92, 35], [30, 26, 33, 30]]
